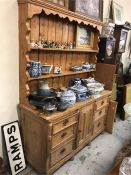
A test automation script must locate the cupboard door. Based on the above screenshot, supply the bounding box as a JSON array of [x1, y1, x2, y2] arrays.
[[77, 104, 93, 146], [105, 100, 117, 134]]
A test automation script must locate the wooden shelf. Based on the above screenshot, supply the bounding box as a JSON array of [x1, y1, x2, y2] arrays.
[[28, 69, 95, 81], [30, 47, 99, 53]]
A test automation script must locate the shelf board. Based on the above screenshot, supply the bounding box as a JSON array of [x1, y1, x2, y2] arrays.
[[28, 69, 95, 81], [30, 47, 99, 53]]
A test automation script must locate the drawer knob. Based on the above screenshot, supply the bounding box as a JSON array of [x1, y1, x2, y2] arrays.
[[63, 119, 69, 126], [97, 122, 101, 127], [99, 111, 102, 115], [101, 101, 104, 105], [60, 148, 66, 154], [61, 132, 67, 138]]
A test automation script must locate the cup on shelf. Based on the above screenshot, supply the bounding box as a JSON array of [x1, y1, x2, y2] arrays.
[[28, 60, 42, 77]]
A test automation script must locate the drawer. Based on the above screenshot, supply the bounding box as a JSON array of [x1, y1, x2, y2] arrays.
[[93, 116, 105, 134], [94, 97, 109, 111], [50, 140, 74, 167], [52, 112, 78, 134], [52, 125, 75, 149], [94, 106, 108, 120]]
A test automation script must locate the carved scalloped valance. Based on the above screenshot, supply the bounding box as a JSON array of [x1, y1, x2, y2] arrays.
[[18, 0, 103, 31]]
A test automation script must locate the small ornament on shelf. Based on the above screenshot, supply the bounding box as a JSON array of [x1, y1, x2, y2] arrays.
[[30, 40, 37, 47], [54, 66, 62, 74], [70, 63, 96, 72], [30, 40, 76, 50], [69, 42, 73, 49], [71, 65, 83, 72], [41, 64, 53, 74], [82, 62, 96, 70]]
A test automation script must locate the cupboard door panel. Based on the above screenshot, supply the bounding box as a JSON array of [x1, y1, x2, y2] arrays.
[[78, 110, 85, 145], [105, 100, 117, 134], [77, 104, 93, 146]]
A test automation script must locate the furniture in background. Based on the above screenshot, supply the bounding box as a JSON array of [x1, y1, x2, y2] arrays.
[[18, 0, 117, 174], [117, 84, 131, 120], [97, 36, 116, 64], [114, 24, 131, 85], [108, 140, 131, 175], [113, 24, 131, 119]]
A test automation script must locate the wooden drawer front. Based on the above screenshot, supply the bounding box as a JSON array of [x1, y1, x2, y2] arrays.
[[50, 140, 73, 167], [53, 112, 78, 134], [94, 97, 109, 111], [94, 106, 108, 120], [94, 116, 105, 134], [52, 126, 75, 149]]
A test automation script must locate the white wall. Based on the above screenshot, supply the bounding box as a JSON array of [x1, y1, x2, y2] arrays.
[[0, 0, 131, 157], [0, 0, 19, 156]]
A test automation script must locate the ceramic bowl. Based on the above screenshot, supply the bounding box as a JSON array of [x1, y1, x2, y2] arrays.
[[71, 66, 82, 72], [60, 90, 76, 107]]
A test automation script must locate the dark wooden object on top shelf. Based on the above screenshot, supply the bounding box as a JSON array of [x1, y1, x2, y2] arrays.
[[97, 36, 116, 64]]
